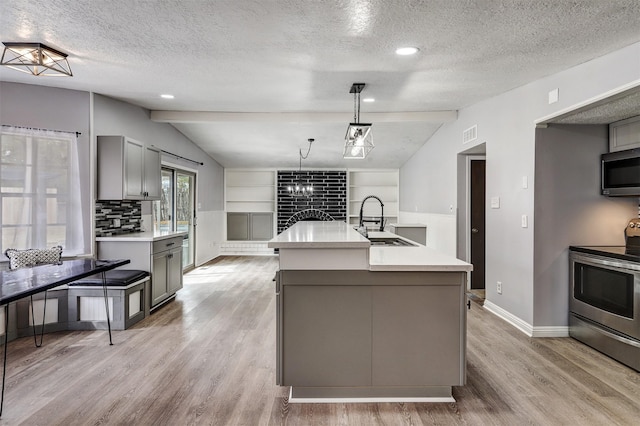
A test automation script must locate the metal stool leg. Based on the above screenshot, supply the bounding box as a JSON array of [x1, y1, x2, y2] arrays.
[[30, 292, 47, 348], [1, 304, 9, 416], [101, 272, 113, 345]]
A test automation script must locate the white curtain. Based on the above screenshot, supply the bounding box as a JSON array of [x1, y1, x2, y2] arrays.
[[0, 125, 86, 255]]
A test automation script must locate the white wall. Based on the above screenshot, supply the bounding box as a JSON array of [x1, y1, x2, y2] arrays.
[[400, 41, 640, 331], [93, 94, 225, 265]]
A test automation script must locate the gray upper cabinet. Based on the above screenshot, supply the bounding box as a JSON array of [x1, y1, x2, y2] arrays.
[[609, 116, 640, 152], [97, 135, 161, 200]]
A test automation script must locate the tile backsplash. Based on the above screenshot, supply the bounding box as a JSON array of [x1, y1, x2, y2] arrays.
[[95, 200, 142, 236], [277, 170, 347, 234]]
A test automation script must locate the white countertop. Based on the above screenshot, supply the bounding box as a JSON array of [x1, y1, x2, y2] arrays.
[[270, 222, 472, 272], [388, 223, 426, 228], [96, 230, 187, 242], [268, 221, 370, 249]]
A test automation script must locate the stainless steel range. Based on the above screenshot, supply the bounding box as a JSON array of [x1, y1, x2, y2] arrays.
[[569, 218, 640, 371]]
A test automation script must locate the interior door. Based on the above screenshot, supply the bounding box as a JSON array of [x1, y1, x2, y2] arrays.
[[470, 159, 486, 290]]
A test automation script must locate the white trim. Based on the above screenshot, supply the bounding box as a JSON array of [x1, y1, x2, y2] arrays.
[[89, 92, 96, 257], [287, 388, 455, 404], [535, 80, 640, 125], [531, 326, 569, 338], [484, 300, 533, 337], [161, 159, 198, 174], [151, 110, 458, 124], [483, 301, 570, 337]]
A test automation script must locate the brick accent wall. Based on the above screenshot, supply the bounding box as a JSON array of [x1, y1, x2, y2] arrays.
[[277, 171, 347, 234], [95, 200, 143, 236]]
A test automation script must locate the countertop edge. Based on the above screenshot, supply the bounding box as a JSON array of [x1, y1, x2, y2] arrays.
[[96, 231, 187, 242]]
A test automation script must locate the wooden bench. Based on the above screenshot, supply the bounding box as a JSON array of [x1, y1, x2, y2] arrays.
[[68, 270, 150, 330]]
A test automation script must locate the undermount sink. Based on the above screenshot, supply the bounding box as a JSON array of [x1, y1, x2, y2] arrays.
[[367, 237, 417, 247]]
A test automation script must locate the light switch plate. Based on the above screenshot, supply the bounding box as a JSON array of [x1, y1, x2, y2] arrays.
[[522, 176, 528, 189], [548, 88, 559, 104], [521, 214, 528, 228], [490, 197, 500, 209]]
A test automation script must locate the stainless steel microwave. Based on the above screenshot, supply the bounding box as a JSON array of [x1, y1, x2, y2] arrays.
[[601, 148, 640, 196]]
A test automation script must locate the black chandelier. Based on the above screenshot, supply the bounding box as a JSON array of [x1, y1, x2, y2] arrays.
[[288, 138, 314, 197]]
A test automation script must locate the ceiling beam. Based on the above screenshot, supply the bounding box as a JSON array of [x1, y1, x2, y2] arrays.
[[150, 110, 457, 124]]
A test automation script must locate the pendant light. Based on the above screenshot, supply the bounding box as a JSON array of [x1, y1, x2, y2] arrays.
[[288, 138, 314, 197], [344, 83, 373, 159]]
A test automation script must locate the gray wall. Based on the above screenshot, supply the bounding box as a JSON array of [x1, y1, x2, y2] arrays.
[[93, 95, 225, 264], [0, 82, 92, 254], [400, 41, 640, 329], [93, 94, 224, 211], [533, 124, 637, 327]]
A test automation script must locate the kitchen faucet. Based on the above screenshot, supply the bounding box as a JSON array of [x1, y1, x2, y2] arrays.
[[358, 195, 384, 237]]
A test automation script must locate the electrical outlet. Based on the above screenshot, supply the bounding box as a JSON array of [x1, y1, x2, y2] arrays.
[[497, 281, 502, 294]]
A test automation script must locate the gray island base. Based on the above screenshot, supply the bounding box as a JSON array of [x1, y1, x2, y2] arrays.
[[269, 221, 472, 403]]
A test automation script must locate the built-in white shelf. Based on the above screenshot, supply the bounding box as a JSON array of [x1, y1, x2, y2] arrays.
[[348, 170, 399, 228]]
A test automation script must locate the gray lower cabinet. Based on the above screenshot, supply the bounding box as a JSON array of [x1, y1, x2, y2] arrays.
[[227, 212, 273, 241], [371, 285, 461, 385], [282, 285, 372, 387], [97, 235, 184, 311], [151, 238, 183, 308], [278, 270, 466, 390]]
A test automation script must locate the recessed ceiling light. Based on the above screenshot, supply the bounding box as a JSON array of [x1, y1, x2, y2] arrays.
[[160, 94, 174, 99], [395, 47, 419, 56], [362, 98, 375, 103]]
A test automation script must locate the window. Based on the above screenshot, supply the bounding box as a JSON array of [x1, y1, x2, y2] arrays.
[[0, 126, 86, 255]]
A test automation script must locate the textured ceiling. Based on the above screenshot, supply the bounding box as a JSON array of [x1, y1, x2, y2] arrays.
[[1, 0, 640, 167]]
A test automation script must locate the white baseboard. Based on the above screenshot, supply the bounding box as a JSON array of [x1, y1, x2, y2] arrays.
[[483, 301, 569, 337], [484, 301, 534, 336], [220, 241, 276, 256], [531, 326, 569, 338]]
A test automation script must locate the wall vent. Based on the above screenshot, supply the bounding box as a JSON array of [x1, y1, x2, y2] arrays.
[[463, 125, 477, 144]]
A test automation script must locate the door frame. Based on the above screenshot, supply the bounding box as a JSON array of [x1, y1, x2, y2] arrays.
[[465, 155, 486, 290], [161, 161, 198, 272]]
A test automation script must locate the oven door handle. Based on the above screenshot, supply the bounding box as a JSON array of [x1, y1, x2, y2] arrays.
[[571, 252, 640, 273]]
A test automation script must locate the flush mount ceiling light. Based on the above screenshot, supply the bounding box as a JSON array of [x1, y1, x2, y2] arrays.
[[395, 46, 419, 56], [160, 94, 175, 99], [1, 42, 72, 76], [344, 83, 373, 160], [288, 138, 315, 197]]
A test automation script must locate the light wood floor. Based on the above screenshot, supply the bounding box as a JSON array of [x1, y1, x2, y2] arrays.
[[1, 256, 638, 425]]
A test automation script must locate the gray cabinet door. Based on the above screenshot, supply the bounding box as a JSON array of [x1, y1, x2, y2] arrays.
[[250, 213, 273, 240], [227, 213, 250, 240], [167, 246, 183, 294], [151, 251, 168, 306], [282, 285, 372, 387], [124, 138, 144, 199], [372, 285, 463, 386], [143, 145, 161, 200]]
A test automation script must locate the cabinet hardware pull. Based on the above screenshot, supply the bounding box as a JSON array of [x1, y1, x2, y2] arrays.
[[166, 242, 175, 246], [168, 254, 173, 259]]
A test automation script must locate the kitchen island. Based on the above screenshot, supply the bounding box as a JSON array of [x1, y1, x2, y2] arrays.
[[268, 221, 472, 402]]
